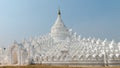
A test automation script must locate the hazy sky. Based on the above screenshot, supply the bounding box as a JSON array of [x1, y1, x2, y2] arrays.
[[0, 0, 120, 47]]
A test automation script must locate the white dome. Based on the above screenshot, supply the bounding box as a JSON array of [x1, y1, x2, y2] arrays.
[[50, 9, 70, 42]]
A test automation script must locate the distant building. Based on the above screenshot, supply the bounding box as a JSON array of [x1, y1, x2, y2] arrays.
[[0, 9, 120, 66]]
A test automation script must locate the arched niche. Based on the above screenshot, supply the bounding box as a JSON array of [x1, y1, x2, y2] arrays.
[[10, 44, 19, 64]]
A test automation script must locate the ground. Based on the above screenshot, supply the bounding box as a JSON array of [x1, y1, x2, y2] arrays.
[[0, 65, 120, 68]]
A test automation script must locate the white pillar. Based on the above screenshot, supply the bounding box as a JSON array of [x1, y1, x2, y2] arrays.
[[10, 49, 12, 65], [20, 50, 22, 65], [18, 47, 21, 65]]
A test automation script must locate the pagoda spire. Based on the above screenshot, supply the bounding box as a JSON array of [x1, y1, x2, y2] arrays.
[[51, 8, 69, 42], [58, 8, 61, 15]]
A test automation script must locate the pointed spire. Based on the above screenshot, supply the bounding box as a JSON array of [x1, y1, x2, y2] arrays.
[[58, 8, 61, 15]]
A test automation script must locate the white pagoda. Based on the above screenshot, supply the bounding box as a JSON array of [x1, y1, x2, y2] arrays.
[[0, 9, 120, 66]]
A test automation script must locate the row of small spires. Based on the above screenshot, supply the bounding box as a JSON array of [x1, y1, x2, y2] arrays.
[[10, 36, 119, 46], [7, 26, 118, 44]]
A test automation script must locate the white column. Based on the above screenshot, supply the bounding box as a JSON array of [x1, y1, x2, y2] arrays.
[[27, 45, 31, 65], [20, 50, 23, 65], [18, 47, 21, 65], [10, 49, 12, 65]]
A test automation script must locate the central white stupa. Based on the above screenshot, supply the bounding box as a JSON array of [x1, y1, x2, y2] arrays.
[[50, 9, 70, 42]]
